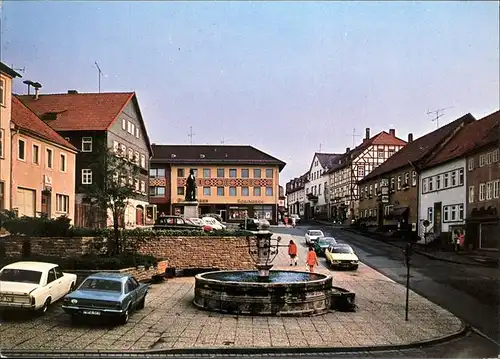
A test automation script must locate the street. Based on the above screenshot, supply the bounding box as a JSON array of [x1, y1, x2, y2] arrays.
[[273, 222, 500, 357]]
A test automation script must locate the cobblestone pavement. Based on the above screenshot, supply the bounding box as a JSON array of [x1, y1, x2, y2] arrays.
[[0, 234, 463, 352]]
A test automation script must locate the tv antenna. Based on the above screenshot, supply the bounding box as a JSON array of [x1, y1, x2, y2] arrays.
[[11, 65, 26, 74], [94, 61, 104, 93], [349, 128, 361, 147], [188, 126, 195, 144], [318, 143, 322, 152], [427, 106, 454, 128]]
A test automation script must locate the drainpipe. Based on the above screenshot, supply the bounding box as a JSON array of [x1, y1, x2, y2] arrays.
[[9, 124, 19, 211]]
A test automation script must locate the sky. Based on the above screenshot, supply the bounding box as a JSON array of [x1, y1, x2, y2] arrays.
[[1, 1, 498, 185]]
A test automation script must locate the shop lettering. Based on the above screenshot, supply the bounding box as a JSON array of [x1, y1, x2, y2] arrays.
[[237, 199, 264, 204], [176, 198, 208, 203]]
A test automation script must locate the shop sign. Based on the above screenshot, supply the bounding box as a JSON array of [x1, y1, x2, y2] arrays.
[[176, 197, 208, 203], [381, 195, 389, 203], [237, 199, 264, 204]]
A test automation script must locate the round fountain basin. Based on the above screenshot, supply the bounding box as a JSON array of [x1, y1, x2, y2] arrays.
[[194, 270, 333, 316]]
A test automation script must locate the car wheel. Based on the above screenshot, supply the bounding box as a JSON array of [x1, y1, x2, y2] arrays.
[[69, 282, 76, 292], [137, 296, 146, 310], [39, 298, 51, 314], [70, 315, 79, 324], [352, 265, 359, 271], [119, 308, 130, 325]]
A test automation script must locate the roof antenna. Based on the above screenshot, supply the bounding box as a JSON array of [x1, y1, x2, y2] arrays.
[[319, 143, 322, 152], [349, 128, 361, 147], [95, 61, 104, 93], [427, 106, 454, 129], [188, 126, 195, 145], [11, 64, 26, 74]]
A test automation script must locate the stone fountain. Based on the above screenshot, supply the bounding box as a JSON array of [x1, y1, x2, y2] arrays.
[[193, 221, 355, 316]]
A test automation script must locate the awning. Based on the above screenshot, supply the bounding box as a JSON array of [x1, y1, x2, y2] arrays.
[[391, 207, 409, 217]]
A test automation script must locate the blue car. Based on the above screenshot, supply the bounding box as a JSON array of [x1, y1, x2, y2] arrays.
[[62, 272, 149, 325]]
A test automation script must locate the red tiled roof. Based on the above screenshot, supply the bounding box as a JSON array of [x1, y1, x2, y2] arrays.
[[16, 92, 134, 131], [11, 97, 77, 151], [423, 110, 500, 168], [326, 131, 407, 174], [360, 113, 476, 183]]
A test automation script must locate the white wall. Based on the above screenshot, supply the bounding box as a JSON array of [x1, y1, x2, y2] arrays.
[[307, 155, 329, 207], [418, 158, 466, 236]]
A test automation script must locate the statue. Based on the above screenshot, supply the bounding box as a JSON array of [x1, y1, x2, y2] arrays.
[[185, 169, 197, 201]]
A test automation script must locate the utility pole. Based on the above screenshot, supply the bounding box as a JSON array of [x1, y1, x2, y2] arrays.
[[427, 106, 454, 129], [95, 61, 103, 93], [188, 126, 195, 145]]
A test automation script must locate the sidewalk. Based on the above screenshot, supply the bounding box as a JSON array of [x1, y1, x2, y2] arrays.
[[314, 220, 498, 268]]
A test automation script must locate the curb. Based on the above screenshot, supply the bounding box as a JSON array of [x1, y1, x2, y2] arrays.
[[339, 226, 495, 268], [1, 322, 471, 357]]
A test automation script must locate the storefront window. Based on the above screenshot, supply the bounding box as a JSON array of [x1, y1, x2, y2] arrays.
[[229, 208, 247, 219], [254, 205, 273, 220]]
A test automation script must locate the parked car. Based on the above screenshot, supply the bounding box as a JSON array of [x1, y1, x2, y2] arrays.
[[325, 244, 359, 270], [238, 218, 270, 231], [62, 273, 149, 325], [153, 215, 205, 231], [305, 230, 325, 245], [203, 213, 224, 223], [313, 237, 337, 256], [0, 261, 77, 313], [186, 218, 214, 232], [201, 216, 226, 230]]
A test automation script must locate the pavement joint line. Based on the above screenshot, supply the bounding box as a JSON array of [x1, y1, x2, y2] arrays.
[[0, 321, 470, 357], [471, 326, 500, 348]]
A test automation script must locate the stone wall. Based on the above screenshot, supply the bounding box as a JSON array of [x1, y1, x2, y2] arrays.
[[0, 236, 254, 270]]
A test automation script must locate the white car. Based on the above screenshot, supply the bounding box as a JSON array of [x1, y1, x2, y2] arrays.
[[0, 261, 77, 313], [305, 229, 325, 245], [201, 217, 226, 230]]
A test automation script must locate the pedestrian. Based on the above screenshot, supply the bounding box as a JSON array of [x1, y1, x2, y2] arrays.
[[306, 246, 319, 273], [288, 240, 298, 266], [291, 217, 296, 228], [284, 216, 289, 228]]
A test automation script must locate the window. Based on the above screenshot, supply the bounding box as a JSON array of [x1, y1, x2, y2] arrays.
[[0, 79, 4, 106], [112, 140, 119, 153], [177, 187, 185, 195], [0, 129, 3, 158], [177, 168, 185, 177], [127, 148, 133, 161], [428, 177, 433, 191], [411, 171, 417, 186], [120, 144, 126, 157], [134, 179, 140, 191], [140, 180, 146, 193], [493, 180, 499, 198], [32, 144, 39, 164], [486, 182, 493, 200], [397, 176, 402, 190], [229, 169, 237, 178], [241, 187, 249, 196], [369, 185, 373, 197], [203, 187, 211, 196], [127, 121, 133, 134], [457, 169, 464, 185], [469, 186, 474, 203], [190, 168, 198, 177], [266, 169, 273, 178], [384, 205, 394, 216], [436, 175, 441, 190], [443, 206, 449, 222], [46, 148, 53, 169], [134, 151, 140, 165], [487, 152, 492, 164], [318, 184, 322, 195], [388, 149, 395, 157], [217, 168, 224, 178], [479, 154, 486, 167], [81, 137, 92, 152], [229, 187, 237, 196], [404, 172, 409, 185], [377, 149, 384, 158], [459, 204, 464, 220], [479, 183, 486, 201], [55, 194, 69, 213], [122, 118, 127, 130], [265, 187, 273, 196], [468, 158, 474, 171], [450, 205, 457, 221], [135, 127, 140, 139], [493, 149, 499, 163], [253, 169, 261, 178], [443, 204, 465, 222], [18, 139, 26, 160], [449, 171, 455, 186], [47, 269, 56, 284], [140, 154, 146, 168], [149, 168, 165, 178], [217, 187, 224, 196], [82, 169, 92, 184], [253, 187, 261, 196], [149, 186, 165, 196], [241, 169, 249, 178], [443, 173, 449, 187], [427, 207, 433, 222], [357, 166, 365, 177], [60, 154, 66, 172], [203, 168, 211, 178], [390, 178, 395, 190]]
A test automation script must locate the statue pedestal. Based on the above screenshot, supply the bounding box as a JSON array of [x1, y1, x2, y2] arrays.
[[180, 201, 199, 219]]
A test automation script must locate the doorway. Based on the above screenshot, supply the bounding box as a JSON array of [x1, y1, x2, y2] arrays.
[[136, 205, 144, 226], [433, 202, 442, 234], [41, 191, 51, 217]]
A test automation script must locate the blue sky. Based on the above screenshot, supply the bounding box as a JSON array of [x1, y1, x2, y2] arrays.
[[1, 1, 498, 184]]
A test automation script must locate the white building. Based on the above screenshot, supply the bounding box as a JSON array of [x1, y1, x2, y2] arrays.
[[286, 173, 307, 217], [305, 153, 341, 220], [418, 158, 467, 242]]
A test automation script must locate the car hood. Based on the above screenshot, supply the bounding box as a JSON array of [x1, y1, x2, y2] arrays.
[[328, 253, 359, 261], [0, 281, 40, 295], [67, 289, 123, 301]]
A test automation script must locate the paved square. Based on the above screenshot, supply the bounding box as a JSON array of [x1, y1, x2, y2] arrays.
[[0, 234, 462, 351]]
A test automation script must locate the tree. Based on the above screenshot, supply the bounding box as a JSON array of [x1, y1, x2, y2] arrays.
[[82, 145, 140, 255]]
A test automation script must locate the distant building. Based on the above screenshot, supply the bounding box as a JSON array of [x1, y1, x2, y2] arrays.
[[150, 145, 286, 224], [285, 172, 308, 218]]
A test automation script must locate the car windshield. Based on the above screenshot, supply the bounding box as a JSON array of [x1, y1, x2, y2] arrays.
[[309, 231, 323, 236], [331, 246, 354, 254], [0, 269, 42, 284], [80, 278, 122, 292], [319, 238, 336, 245]]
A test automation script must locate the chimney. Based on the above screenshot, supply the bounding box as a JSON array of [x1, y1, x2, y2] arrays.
[[389, 128, 396, 137], [346, 147, 350, 153], [408, 133, 413, 143], [68, 90, 78, 94], [365, 128, 370, 140]]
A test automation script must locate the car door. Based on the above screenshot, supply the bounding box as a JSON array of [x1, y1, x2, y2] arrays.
[[45, 268, 59, 301], [53, 266, 67, 299], [129, 277, 144, 300], [125, 278, 138, 308]]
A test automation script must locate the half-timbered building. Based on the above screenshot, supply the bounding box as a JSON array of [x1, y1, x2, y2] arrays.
[[327, 128, 407, 223]]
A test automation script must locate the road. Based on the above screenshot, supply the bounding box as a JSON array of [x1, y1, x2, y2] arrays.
[[272, 222, 500, 358]]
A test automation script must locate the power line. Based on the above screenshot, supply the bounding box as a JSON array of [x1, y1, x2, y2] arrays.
[[427, 106, 454, 129]]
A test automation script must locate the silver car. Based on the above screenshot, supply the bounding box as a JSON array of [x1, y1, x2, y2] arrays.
[[305, 229, 325, 245]]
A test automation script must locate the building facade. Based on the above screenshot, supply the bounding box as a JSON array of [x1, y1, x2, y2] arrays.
[[150, 145, 286, 224], [327, 128, 407, 223], [18, 91, 153, 228], [285, 173, 307, 217]]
